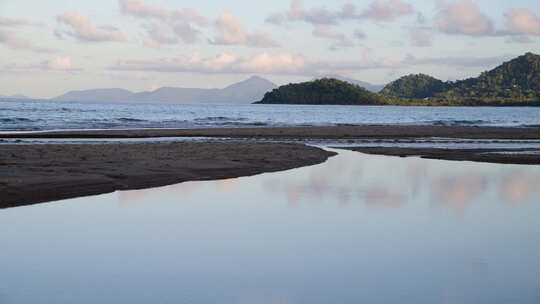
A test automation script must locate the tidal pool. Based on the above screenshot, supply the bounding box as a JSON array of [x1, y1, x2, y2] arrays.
[[1, 150, 539, 304]]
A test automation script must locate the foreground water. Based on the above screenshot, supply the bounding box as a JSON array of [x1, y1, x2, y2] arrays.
[[1, 150, 540, 304], [2, 100, 540, 131]]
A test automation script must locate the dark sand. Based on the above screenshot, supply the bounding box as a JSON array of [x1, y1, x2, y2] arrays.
[[2, 125, 539, 208], [3, 125, 540, 139], [0, 142, 335, 209], [342, 147, 540, 165]]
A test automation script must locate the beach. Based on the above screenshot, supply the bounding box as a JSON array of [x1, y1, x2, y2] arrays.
[[2, 124, 540, 208], [0, 141, 335, 209], [3, 124, 540, 139]]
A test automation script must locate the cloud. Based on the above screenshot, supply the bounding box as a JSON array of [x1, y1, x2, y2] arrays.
[[409, 27, 433, 47], [109, 52, 304, 74], [44, 56, 76, 70], [119, 0, 207, 47], [119, 0, 207, 25], [0, 16, 36, 27], [141, 23, 177, 47], [4, 56, 81, 72], [210, 12, 279, 48], [403, 54, 512, 68], [504, 9, 540, 36], [353, 30, 367, 40], [506, 35, 533, 44], [358, 0, 415, 22], [266, 0, 413, 49], [0, 16, 52, 52], [56, 12, 126, 42], [312, 25, 354, 49], [173, 22, 201, 44], [266, 0, 415, 25], [434, 0, 495, 36], [0, 29, 33, 49], [108, 51, 397, 76]]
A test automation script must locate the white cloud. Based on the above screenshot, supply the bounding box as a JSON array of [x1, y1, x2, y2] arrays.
[[267, 0, 415, 25], [108, 51, 398, 76], [403, 54, 512, 68], [56, 12, 126, 42], [266, 0, 413, 49], [353, 30, 367, 40], [359, 0, 415, 22], [210, 12, 278, 48], [409, 28, 433, 47], [119, 0, 207, 25], [4, 56, 81, 72], [45, 56, 75, 70], [173, 22, 200, 44], [312, 25, 354, 49], [0, 29, 33, 49], [504, 9, 540, 36], [434, 0, 495, 36], [119, 0, 207, 47], [0, 16, 36, 27], [0, 16, 52, 52]]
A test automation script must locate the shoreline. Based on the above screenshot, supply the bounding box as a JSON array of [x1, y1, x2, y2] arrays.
[[341, 147, 540, 165], [2, 125, 539, 208], [2, 124, 540, 140], [0, 142, 335, 209]]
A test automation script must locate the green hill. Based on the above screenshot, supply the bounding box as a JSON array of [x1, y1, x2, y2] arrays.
[[381, 53, 540, 104], [255, 78, 384, 105], [380, 74, 449, 98], [444, 52, 540, 99], [255, 53, 540, 106]]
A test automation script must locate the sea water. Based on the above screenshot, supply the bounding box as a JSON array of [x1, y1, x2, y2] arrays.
[[2, 100, 540, 131]]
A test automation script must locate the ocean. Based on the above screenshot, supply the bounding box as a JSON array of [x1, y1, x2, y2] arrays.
[[2, 99, 540, 131]]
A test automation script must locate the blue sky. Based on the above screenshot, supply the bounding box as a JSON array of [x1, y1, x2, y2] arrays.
[[1, 0, 539, 97]]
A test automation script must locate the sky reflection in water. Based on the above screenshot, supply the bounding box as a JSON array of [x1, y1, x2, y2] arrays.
[[0, 150, 540, 304]]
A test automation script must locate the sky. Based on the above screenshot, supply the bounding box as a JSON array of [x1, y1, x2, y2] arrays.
[[0, 0, 539, 98]]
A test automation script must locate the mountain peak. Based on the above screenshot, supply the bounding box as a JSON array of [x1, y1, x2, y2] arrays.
[[240, 75, 276, 86], [381, 74, 448, 98], [224, 76, 276, 90], [246, 75, 267, 81]]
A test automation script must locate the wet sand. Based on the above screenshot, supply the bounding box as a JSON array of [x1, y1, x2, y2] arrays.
[[0, 142, 335, 209], [342, 147, 540, 165], [2, 125, 539, 208], [2, 124, 540, 140]]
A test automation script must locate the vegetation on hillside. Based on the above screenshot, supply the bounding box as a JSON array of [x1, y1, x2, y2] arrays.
[[256, 78, 384, 105], [380, 74, 449, 98], [443, 53, 540, 99], [256, 53, 540, 106]]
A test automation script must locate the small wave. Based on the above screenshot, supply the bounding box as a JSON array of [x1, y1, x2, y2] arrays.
[[0, 117, 36, 123], [117, 117, 148, 122], [194, 116, 248, 122], [431, 119, 490, 126], [204, 121, 269, 127], [521, 124, 540, 128]]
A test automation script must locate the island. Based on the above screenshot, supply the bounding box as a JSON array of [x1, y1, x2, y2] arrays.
[[255, 52, 540, 106]]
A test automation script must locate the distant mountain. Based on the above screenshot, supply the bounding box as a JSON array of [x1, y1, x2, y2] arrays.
[[53, 76, 277, 104], [381, 52, 540, 101], [131, 76, 276, 104], [315, 75, 384, 92], [380, 74, 449, 98], [256, 78, 384, 105], [0, 94, 31, 100], [54, 88, 134, 103]]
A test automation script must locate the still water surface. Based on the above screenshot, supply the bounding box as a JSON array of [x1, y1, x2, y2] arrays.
[[1, 150, 539, 303]]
